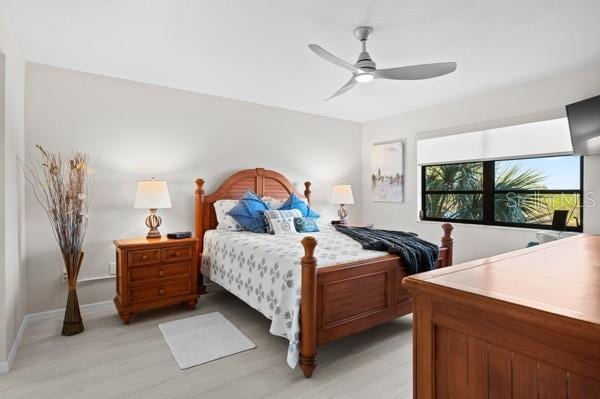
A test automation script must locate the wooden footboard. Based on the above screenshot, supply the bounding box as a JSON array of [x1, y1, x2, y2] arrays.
[[299, 223, 454, 378]]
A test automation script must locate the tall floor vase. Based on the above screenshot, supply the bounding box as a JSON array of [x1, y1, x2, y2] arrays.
[[62, 252, 85, 336]]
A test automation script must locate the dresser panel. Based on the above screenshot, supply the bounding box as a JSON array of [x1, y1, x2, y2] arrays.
[[128, 262, 192, 286], [162, 245, 193, 263], [128, 279, 192, 304], [128, 248, 161, 266]]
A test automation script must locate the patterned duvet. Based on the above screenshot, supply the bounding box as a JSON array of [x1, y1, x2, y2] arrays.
[[201, 225, 384, 368]]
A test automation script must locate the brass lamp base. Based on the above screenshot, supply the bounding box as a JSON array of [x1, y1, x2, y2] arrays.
[[145, 209, 163, 239], [337, 204, 349, 225]]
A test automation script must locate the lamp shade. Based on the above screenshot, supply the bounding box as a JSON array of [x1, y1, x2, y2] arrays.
[[134, 179, 172, 209], [331, 184, 354, 204]]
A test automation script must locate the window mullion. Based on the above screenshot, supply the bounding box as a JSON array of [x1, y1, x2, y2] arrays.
[[483, 161, 495, 225], [421, 165, 426, 219]]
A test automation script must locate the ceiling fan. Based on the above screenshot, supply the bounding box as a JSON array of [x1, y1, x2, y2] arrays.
[[309, 26, 457, 101]]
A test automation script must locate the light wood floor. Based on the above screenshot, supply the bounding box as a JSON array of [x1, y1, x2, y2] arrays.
[[0, 287, 414, 399]]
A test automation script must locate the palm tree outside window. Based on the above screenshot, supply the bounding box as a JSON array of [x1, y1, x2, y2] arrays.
[[422, 155, 583, 232]]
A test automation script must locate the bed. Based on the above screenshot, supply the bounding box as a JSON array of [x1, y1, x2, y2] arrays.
[[195, 168, 454, 378]]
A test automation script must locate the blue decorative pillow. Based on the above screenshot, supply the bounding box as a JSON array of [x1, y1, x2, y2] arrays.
[[227, 190, 272, 233], [294, 217, 320, 233], [279, 193, 320, 218]]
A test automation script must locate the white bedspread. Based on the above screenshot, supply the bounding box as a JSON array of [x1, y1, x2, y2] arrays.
[[201, 225, 384, 368]]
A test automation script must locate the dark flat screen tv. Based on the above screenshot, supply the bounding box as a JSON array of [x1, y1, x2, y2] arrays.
[[566, 94, 600, 155]]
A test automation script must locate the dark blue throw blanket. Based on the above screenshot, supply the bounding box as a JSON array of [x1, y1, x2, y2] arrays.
[[334, 225, 439, 274]]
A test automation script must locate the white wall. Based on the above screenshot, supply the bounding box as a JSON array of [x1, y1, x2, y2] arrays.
[[25, 63, 363, 313], [362, 64, 600, 264], [21, 57, 600, 314], [0, 0, 27, 366]]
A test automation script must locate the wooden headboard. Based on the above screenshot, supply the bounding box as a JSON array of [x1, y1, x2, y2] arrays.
[[195, 168, 311, 252]]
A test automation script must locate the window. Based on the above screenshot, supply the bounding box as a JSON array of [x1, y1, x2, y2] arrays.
[[422, 155, 583, 231]]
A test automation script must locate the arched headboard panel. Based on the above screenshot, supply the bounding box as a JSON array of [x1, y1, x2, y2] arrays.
[[195, 168, 311, 252]]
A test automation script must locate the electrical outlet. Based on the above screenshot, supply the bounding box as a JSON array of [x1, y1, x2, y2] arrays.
[[109, 262, 117, 276]]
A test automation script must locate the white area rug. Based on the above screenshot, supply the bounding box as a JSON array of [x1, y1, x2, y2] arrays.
[[159, 312, 256, 369]]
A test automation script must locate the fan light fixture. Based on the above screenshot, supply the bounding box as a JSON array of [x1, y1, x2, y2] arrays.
[[355, 73, 374, 83], [309, 26, 457, 100]]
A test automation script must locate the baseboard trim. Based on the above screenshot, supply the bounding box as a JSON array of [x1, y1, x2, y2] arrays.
[[27, 300, 115, 324], [0, 299, 116, 374], [0, 312, 29, 375]]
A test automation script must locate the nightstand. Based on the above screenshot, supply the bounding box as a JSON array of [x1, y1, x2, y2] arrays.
[[113, 236, 199, 324]]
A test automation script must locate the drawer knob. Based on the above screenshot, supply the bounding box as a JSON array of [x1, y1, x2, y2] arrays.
[[174, 251, 181, 257], [141, 255, 148, 260], [158, 270, 166, 277], [158, 288, 165, 296]]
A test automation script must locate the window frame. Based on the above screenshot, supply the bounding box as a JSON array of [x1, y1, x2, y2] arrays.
[[421, 155, 584, 232]]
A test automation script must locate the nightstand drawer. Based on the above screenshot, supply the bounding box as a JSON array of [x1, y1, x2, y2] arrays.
[[162, 245, 193, 263], [128, 262, 192, 286], [129, 280, 192, 304], [128, 248, 161, 266]]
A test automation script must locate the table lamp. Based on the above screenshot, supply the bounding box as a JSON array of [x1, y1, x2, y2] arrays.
[[331, 184, 354, 224], [134, 178, 172, 238]]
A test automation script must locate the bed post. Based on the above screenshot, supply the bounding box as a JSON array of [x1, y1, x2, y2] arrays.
[[304, 181, 312, 205], [195, 179, 206, 294], [300, 236, 318, 378], [441, 223, 454, 266]]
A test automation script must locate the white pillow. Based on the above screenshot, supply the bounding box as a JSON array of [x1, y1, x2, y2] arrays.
[[263, 209, 302, 234], [263, 195, 310, 209], [214, 200, 242, 231], [270, 216, 297, 235], [262, 196, 285, 210]]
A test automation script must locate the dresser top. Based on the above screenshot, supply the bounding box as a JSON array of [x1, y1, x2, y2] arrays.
[[113, 236, 198, 248], [403, 234, 600, 327]]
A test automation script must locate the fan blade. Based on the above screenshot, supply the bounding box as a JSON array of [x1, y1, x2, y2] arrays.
[[374, 62, 457, 80], [325, 76, 358, 101], [309, 44, 360, 73]]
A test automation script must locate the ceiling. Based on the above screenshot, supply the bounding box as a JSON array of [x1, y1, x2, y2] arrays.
[[7, 0, 600, 122]]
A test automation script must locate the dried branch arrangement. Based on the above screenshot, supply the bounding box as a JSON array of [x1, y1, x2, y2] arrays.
[[24, 145, 94, 336]]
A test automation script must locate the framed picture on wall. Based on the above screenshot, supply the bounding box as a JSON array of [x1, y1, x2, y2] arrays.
[[371, 140, 404, 203]]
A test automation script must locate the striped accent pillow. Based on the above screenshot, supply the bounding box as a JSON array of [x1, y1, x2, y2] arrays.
[[263, 209, 302, 234]]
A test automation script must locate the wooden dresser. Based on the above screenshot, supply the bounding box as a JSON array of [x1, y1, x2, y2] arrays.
[[113, 237, 199, 324], [403, 234, 600, 398]]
